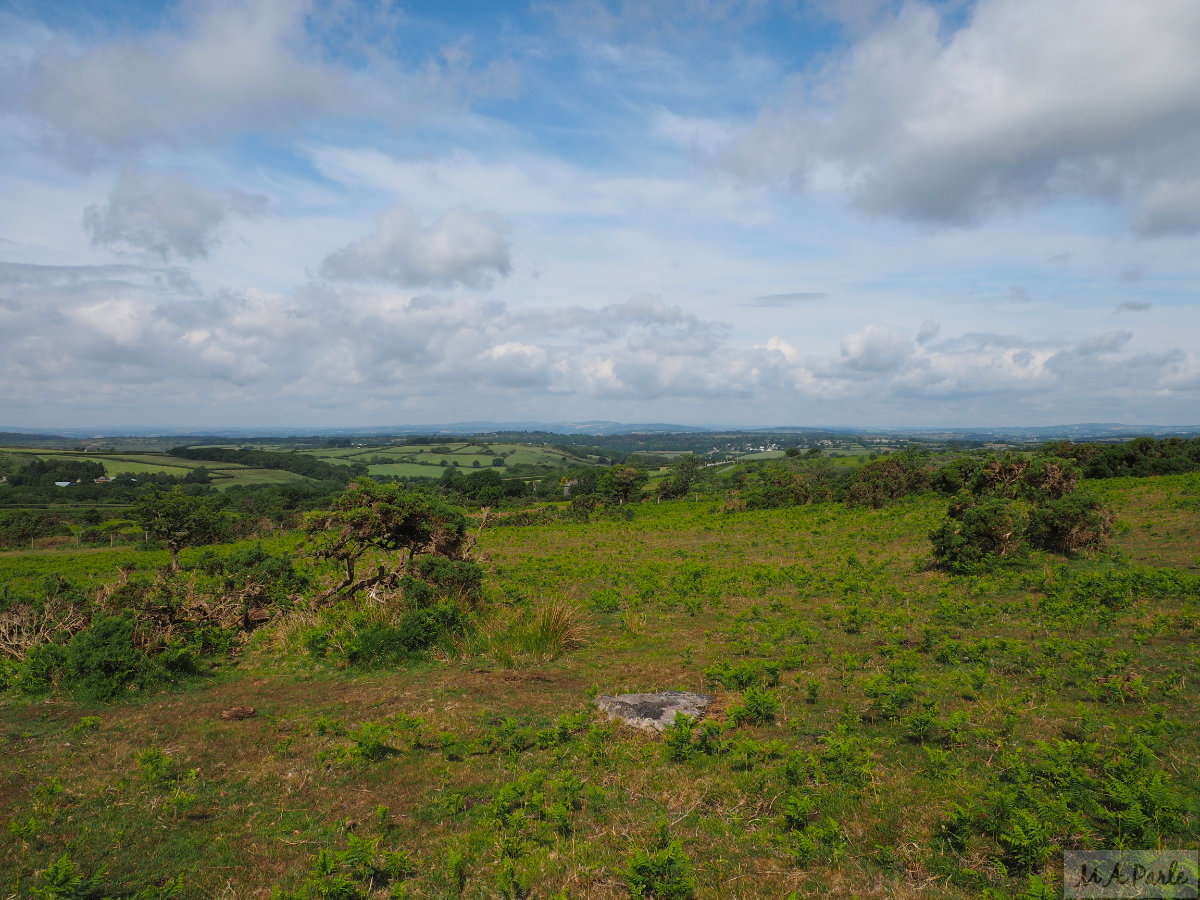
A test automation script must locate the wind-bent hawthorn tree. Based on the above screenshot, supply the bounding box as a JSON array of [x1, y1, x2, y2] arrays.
[[597, 465, 648, 504], [129, 489, 230, 571], [302, 479, 469, 594]]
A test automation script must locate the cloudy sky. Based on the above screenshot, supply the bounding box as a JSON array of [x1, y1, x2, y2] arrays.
[[2, 0, 1199, 430]]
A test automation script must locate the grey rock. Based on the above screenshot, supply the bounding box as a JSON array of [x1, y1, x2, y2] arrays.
[[593, 690, 711, 733]]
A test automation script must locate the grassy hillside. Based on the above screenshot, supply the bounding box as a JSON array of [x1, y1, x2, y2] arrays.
[[0, 475, 1197, 898]]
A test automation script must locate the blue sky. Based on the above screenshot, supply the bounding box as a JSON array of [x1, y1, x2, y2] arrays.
[[2, 0, 1198, 430]]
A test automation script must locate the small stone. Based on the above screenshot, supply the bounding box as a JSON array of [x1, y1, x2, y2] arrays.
[[593, 691, 711, 733]]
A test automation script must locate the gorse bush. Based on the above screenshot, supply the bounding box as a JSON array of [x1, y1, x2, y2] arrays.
[[1025, 491, 1113, 554], [846, 453, 929, 509], [64, 614, 152, 702], [412, 555, 483, 604], [342, 603, 471, 667], [929, 454, 1114, 572], [929, 493, 1024, 574], [194, 543, 310, 604]]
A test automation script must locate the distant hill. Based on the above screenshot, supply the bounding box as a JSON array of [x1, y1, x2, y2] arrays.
[[0, 431, 73, 445], [4, 421, 1199, 444]]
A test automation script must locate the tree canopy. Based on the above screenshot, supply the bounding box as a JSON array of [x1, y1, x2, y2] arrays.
[[302, 479, 469, 592], [128, 489, 230, 570]]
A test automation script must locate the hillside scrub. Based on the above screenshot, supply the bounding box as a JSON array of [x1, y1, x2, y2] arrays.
[[928, 455, 1114, 573], [0, 480, 484, 700]]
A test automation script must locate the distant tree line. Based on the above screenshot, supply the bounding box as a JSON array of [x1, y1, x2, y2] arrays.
[[5, 458, 107, 486], [435, 466, 530, 507], [0, 458, 215, 507]]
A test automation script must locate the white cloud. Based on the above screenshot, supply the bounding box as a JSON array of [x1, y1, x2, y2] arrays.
[[12, 0, 345, 160], [5, 0, 516, 163], [3, 1, 1200, 429], [320, 205, 512, 289], [839, 323, 912, 373], [5, 260, 1194, 426], [83, 164, 267, 261], [727, 0, 1200, 230]]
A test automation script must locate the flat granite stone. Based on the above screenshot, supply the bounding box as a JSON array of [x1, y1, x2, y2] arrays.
[[593, 690, 711, 733]]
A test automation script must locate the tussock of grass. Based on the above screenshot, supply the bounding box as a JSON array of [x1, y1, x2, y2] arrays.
[[481, 597, 590, 666], [524, 597, 589, 657]]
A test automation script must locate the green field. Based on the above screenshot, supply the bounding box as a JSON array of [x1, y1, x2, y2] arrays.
[[2, 443, 607, 502], [0, 448, 244, 478], [301, 441, 598, 473], [207, 467, 314, 489], [1, 471, 1198, 898]]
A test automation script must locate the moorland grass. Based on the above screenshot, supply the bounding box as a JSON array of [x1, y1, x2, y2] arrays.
[[1, 478, 1198, 898]]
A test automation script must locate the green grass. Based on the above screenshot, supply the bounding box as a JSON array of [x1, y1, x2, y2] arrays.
[[1, 476, 1197, 898], [0, 545, 171, 593]]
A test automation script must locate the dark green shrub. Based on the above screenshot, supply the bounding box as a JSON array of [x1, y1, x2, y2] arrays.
[[846, 453, 928, 508], [157, 641, 199, 677], [1019, 457, 1080, 500], [14, 642, 68, 695], [345, 603, 470, 667], [930, 456, 984, 495], [929, 492, 1024, 574], [413, 556, 483, 603], [346, 623, 418, 667], [399, 575, 435, 607], [210, 544, 310, 601], [1026, 491, 1113, 554], [65, 615, 152, 701]]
